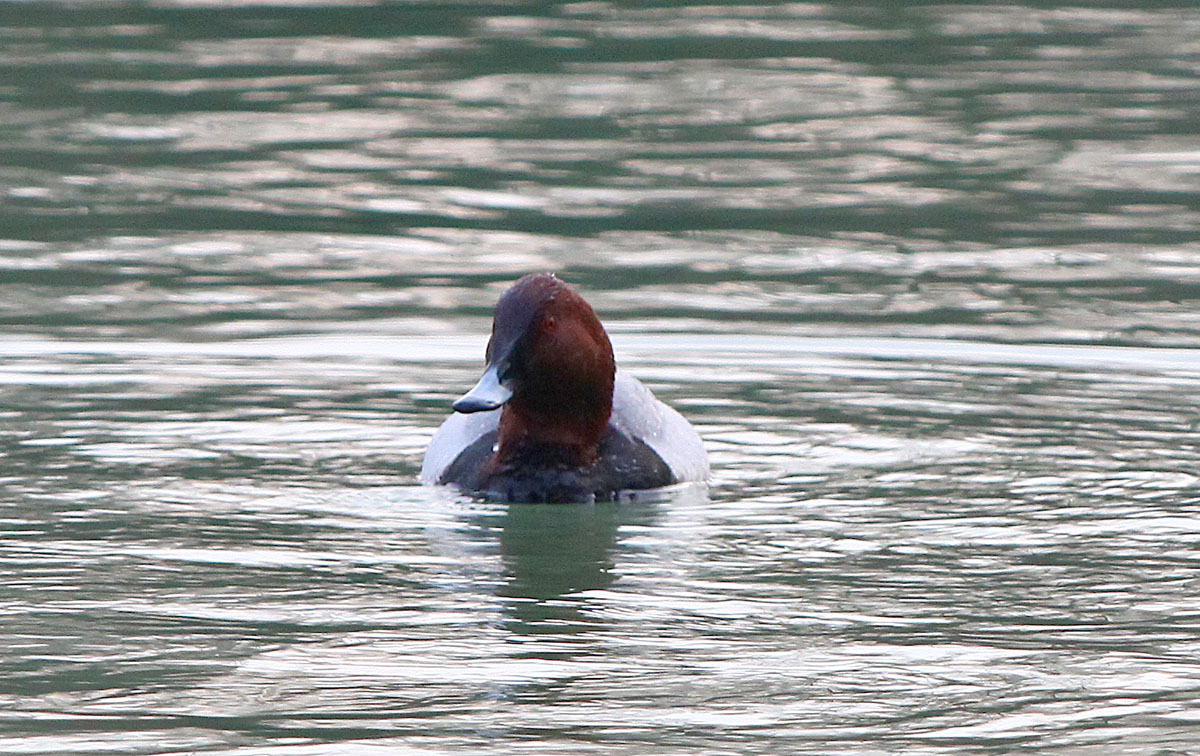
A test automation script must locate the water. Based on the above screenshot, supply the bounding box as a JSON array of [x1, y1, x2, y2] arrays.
[[3, 1, 1200, 754]]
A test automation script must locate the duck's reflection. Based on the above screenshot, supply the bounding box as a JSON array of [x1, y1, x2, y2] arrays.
[[490, 500, 661, 636]]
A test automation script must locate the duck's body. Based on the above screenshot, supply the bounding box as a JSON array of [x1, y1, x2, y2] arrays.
[[422, 370, 708, 502], [421, 274, 708, 503]]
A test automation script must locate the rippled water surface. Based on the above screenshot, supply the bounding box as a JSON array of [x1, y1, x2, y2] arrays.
[[3, 2, 1200, 754]]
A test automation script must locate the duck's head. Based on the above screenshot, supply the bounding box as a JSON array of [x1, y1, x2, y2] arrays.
[[453, 273, 616, 453]]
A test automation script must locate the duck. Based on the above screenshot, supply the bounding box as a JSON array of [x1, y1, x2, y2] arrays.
[[421, 273, 708, 503]]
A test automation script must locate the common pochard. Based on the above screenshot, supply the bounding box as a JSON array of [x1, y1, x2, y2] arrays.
[[421, 273, 708, 502]]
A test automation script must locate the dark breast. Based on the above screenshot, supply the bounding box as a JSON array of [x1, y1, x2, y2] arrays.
[[439, 426, 674, 503]]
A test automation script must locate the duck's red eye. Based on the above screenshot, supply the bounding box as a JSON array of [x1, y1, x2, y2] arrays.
[[541, 316, 557, 332]]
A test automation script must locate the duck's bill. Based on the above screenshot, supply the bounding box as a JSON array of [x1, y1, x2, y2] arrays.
[[452, 364, 513, 413]]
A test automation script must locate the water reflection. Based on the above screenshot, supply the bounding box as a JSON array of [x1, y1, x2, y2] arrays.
[[488, 501, 663, 637], [4, 1, 1199, 261]]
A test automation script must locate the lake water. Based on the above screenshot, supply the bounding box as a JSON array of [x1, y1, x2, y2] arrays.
[[3, 2, 1200, 754]]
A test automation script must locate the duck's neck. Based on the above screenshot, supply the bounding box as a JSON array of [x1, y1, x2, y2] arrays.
[[496, 393, 612, 467]]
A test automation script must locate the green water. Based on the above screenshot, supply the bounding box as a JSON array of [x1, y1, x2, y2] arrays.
[[2, 2, 1200, 754]]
